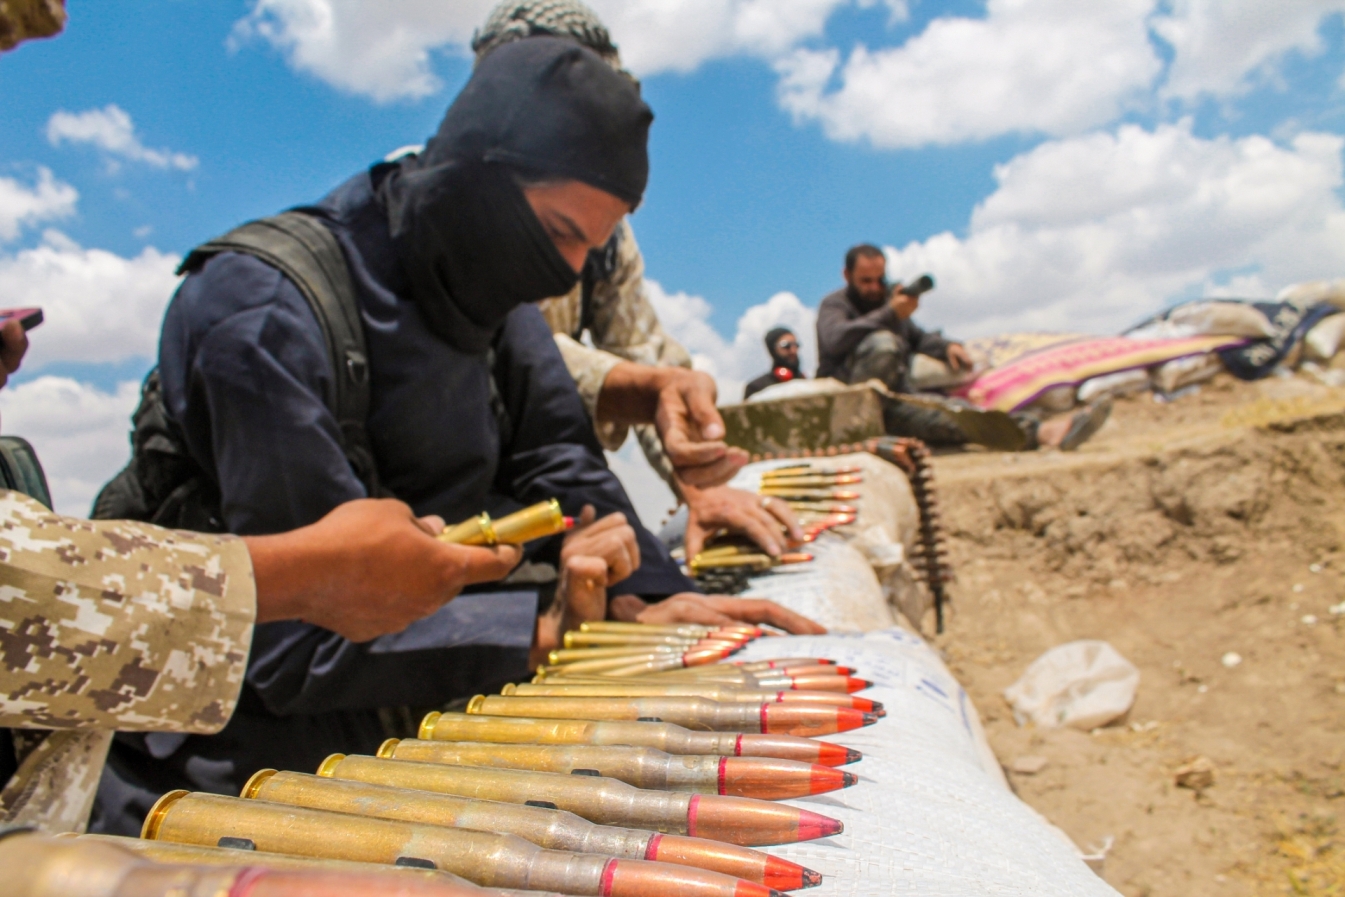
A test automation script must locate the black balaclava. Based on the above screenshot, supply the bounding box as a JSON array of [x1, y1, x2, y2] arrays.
[[765, 327, 800, 375], [380, 37, 653, 353]]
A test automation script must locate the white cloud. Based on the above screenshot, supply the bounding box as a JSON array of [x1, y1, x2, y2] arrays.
[[1153, 0, 1345, 100], [776, 0, 1162, 148], [0, 232, 181, 368], [0, 168, 77, 243], [46, 105, 198, 171], [645, 279, 816, 403], [231, 0, 495, 102], [881, 121, 1345, 337], [0, 377, 140, 516], [230, 0, 856, 101]]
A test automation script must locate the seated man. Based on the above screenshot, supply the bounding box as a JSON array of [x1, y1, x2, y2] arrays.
[[817, 244, 1110, 451], [744, 327, 805, 400], [471, 0, 804, 562], [91, 38, 820, 834]]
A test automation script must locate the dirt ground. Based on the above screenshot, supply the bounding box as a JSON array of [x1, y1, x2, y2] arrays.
[[926, 372, 1345, 896]]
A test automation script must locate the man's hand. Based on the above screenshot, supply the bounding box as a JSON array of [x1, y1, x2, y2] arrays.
[[609, 592, 826, 635], [945, 343, 973, 372], [595, 362, 747, 489], [531, 554, 608, 669], [562, 504, 639, 585], [653, 368, 748, 487], [246, 499, 521, 643], [682, 485, 803, 559], [889, 287, 920, 321], [0, 318, 28, 390]]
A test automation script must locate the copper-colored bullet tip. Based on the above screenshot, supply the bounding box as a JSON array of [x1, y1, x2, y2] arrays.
[[795, 808, 844, 841]]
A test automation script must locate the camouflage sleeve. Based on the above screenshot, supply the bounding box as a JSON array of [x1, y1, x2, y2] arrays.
[[0, 490, 255, 732], [1, 729, 111, 833], [553, 333, 629, 451], [587, 221, 693, 371]]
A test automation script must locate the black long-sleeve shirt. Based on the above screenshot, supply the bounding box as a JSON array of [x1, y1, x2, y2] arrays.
[[815, 286, 951, 382], [93, 166, 694, 833]]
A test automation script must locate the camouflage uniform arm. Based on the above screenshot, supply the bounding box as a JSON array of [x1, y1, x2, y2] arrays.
[[553, 333, 629, 451], [585, 221, 691, 487], [0, 490, 256, 732]]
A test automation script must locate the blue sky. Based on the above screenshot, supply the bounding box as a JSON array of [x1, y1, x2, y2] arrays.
[[3, 0, 1345, 517]]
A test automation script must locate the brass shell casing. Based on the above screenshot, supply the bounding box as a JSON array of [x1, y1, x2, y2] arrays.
[[2, 829, 495, 897], [317, 754, 834, 846], [70, 834, 475, 887], [418, 711, 856, 766], [439, 500, 564, 546], [381, 738, 724, 793], [143, 789, 693, 896], [467, 694, 761, 733]]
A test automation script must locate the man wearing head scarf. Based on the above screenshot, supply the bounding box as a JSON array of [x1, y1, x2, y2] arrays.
[[472, 0, 804, 564], [90, 38, 822, 835], [744, 327, 804, 400]]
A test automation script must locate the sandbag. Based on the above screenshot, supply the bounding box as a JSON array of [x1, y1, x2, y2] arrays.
[[1004, 640, 1139, 731], [1276, 278, 1345, 310], [909, 353, 977, 390], [1135, 303, 1269, 341], [1026, 384, 1077, 414], [730, 454, 925, 630], [1304, 313, 1345, 361], [733, 631, 1119, 895], [1151, 352, 1223, 394], [1076, 368, 1150, 403]]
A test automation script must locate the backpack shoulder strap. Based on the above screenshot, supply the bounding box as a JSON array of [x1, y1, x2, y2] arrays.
[[178, 211, 381, 494]]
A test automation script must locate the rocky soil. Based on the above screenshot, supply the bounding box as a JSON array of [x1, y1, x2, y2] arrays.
[[929, 372, 1345, 897]]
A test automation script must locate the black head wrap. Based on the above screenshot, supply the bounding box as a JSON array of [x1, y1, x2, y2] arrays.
[[765, 327, 797, 367], [380, 37, 653, 352]]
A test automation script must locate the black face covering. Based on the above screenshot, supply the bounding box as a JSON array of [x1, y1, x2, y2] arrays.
[[380, 37, 653, 353], [384, 159, 578, 352]]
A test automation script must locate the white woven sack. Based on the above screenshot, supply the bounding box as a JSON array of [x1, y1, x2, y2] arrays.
[[735, 631, 1120, 896]]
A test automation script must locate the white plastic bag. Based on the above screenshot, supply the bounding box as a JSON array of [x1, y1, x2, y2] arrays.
[[1004, 640, 1139, 730]]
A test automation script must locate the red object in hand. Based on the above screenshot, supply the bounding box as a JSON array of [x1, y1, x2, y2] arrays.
[[773, 367, 795, 382], [563, 516, 576, 530]]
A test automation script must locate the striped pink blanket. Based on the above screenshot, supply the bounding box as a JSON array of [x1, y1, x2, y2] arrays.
[[954, 334, 1247, 412]]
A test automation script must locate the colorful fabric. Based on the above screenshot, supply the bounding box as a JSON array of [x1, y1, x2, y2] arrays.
[[1217, 301, 1339, 380], [962, 332, 1090, 371], [956, 334, 1246, 412]]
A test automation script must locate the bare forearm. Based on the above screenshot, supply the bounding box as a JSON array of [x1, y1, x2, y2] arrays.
[[243, 531, 326, 624]]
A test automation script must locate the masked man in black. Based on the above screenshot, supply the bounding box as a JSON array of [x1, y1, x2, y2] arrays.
[[92, 37, 821, 835]]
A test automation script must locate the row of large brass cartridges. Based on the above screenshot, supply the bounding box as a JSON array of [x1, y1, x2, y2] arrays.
[[35, 623, 877, 897]]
